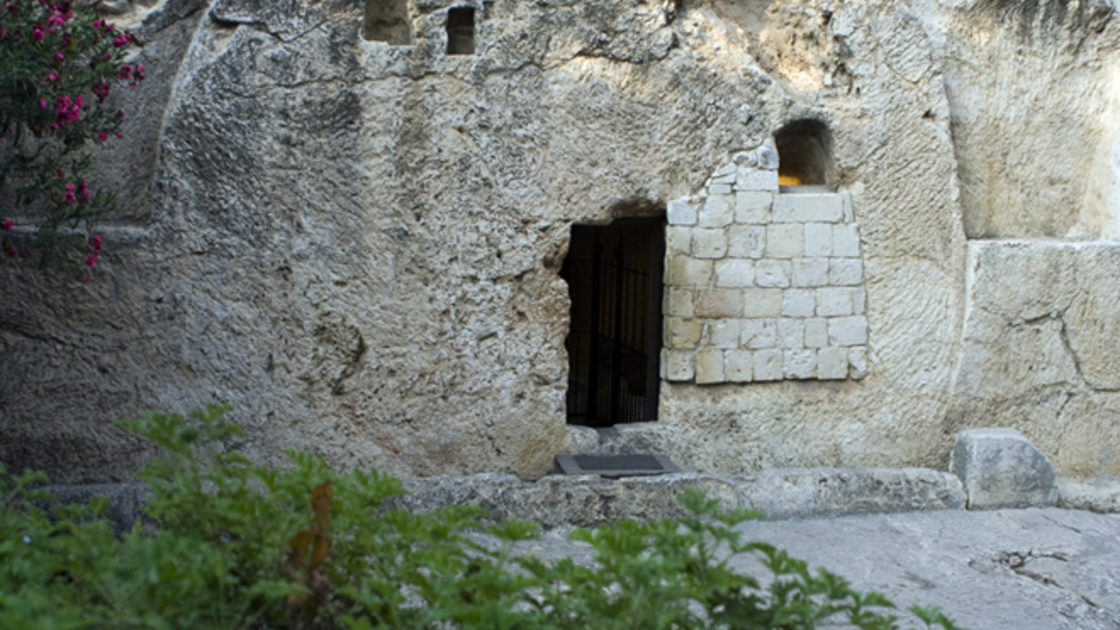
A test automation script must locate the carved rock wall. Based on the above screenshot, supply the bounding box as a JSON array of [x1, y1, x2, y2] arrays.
[[1, 0, 1119, 483]]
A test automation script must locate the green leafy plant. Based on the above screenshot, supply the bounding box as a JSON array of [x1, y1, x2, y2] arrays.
[[0, 405, 968, 629]]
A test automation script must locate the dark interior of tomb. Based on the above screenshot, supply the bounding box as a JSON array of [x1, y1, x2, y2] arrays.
[[561, 219, 664, 428], [446, 7, 476, 55], [775, 119, 834, 188]]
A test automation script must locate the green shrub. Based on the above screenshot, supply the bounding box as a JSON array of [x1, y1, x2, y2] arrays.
[[0, 405, 966, 630]]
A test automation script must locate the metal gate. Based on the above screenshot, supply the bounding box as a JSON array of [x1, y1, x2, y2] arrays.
[[563, 220, 663, 427]]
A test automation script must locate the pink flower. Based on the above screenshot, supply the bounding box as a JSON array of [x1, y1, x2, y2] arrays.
[[81, 276, 90, 283], [32, 27, 43, 42], [1, 220, 13, 230], [115, 132, 123, 139], [55, 51, 64, 60], [39, 98, 48, 110], [97, 131, 107, 141], [56, 169, 64, 178]]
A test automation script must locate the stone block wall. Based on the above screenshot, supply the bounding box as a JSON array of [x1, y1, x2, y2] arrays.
[[661, 147, 869, 384]]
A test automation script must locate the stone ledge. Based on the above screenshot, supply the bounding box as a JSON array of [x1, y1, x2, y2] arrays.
[[40, 468, 966, 530], [1057, 477, 1120, 513], [394, 467, 966, 526]]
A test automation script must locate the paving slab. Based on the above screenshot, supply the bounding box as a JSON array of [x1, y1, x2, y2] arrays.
[[513, 508, 1120, 630]]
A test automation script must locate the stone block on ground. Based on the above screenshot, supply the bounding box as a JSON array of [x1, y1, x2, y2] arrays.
[[949, 428, 1058, 510], [1057, 476, 1120, 513]]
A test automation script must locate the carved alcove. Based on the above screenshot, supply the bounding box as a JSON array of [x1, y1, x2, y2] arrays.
[[775, 119, 834, 188]]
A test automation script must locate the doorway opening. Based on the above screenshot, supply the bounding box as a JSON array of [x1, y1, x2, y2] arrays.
[[561, 218, 664, 428]]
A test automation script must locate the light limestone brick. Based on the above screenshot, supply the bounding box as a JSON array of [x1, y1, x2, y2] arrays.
[[791, 258, 829, 287], [724, 350, 753, 382], [841, 189, 855, 223], [661, 349, 695, 382], [665, 317, 703, 348], [666, 226, 692, 255], [833, 224, 861, 257], [755, 260, 791, 288], [817, 287, 854, 317], [817, 347, 848, 380], [696, 289, 743, 318], [741, 318, 777, 349], [782, 289, 816, 317], [664, 287, 695, 318], [666, 257, 712, 286], [778, 318, 804, 349], [715, 259, 755, 287], [849, 346, 868, 379], [705, 318, 741, 349], [829, 258, 864, 286], [772, 193, 843, 223], [742, 289, 782, 317], [693, 229, 729, 259], [757, 139, 780, 170], [765, 224, 804, 259], [699, 194, 733, 227], [754, 348, 783, 381], [736, 168, 779, 191], [727, 225, 766, 259], [804, 223, 833, 257], [667, 199, 697, 226], [734, 192, 772, 224], [852, 287, 867, 315], [710, 161, 737, 184], [784, 349, 817, 379], [829, 315, 869, 346], [804, 318, 828, 348], [696, 349, 725, 384]]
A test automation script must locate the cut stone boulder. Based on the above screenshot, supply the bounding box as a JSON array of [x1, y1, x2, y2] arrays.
[[949, 428, 1058, 510]]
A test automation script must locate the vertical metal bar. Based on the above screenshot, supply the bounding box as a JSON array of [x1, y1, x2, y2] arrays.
[[587, 238, 602, 426], [644, 220, 665, 423], [611, 241, 625, 423]]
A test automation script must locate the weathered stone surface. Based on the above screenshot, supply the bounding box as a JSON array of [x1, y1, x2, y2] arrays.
[[950, 242, 1120, 477], [950, 428, 1059, 510], [1058, 476, 1120, 513], [19, 0, 1120, 485], [911, 0, 1120, 240], [395, 467, 963, 525]]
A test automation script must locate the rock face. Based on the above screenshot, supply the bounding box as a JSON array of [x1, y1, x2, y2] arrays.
[[950, 428, 1059, 509], [1, 0, 1120, 484]]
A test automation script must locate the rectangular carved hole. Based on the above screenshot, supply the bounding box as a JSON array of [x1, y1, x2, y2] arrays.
[[365, 0, 410, 44], [446, 7, 475, 55]]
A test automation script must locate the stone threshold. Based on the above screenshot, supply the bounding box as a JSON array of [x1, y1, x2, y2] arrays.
[[38, 469, 1120, 533]]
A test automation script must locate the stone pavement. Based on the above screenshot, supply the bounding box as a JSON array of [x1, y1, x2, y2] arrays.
[[513, 508, 1120, 630]]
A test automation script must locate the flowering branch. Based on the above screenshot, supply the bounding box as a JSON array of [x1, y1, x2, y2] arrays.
[[0, 0, 145, 280]]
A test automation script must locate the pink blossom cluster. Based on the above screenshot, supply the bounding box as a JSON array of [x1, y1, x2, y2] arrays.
[[1, 219, 15, 258], [62, 177, 90, 204], [82, 233, 102, 282]]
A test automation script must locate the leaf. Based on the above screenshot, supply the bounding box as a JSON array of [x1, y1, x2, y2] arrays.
[[310, 532, 331, 569], [311, 480, 333, 532], [290, 529, 313, 567]]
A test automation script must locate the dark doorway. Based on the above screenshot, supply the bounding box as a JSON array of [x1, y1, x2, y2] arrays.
[[446, 7, 475, 55], [561, 219, 664, 428]]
